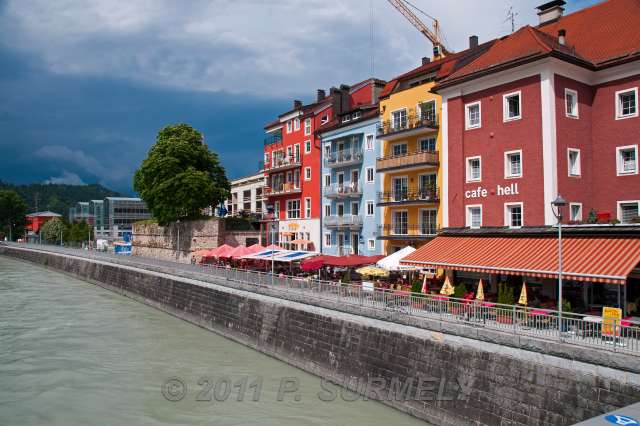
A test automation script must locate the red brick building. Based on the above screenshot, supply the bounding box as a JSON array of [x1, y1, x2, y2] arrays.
[[436, 0, 640, 228], [262, 81, 380, 250]]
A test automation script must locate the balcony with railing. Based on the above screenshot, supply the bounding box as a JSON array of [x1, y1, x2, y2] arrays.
[[324, 215, 363, 230], [377, 186, 439, 206], [376, 149, 439, 172], [264, 155, 301, 173], [323, 148, 364, 168], [324, 183, 362, 199], [264, 183, 301, 197], [377, 112, 438, 139], [377, 224, 437, 240]]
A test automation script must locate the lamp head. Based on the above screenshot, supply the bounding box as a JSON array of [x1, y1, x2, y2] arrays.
[[551, 195, 567, 207]]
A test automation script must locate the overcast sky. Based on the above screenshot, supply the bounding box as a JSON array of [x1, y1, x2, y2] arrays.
[[0, 0, 597, 194]]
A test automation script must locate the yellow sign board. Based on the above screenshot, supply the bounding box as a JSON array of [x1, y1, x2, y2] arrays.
[[602, 306, 622, 337]]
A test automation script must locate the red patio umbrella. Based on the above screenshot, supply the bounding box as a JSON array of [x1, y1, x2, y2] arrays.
[[300, 257, 326, 271], [206, 244, 235, 258]]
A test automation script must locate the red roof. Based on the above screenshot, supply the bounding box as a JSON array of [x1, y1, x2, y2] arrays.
[[400, 235, 640, 284], [438, 0, 640, 88], [301, 254, 384, 268]]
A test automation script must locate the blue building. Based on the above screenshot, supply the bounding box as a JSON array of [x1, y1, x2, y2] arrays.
[[319, 102, 383, 256]]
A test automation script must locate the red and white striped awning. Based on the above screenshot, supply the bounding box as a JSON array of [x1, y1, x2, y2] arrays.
[[400, 236, 640, 284]]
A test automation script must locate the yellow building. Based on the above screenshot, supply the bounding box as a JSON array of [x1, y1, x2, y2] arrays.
[[376, 59, 445, 255]]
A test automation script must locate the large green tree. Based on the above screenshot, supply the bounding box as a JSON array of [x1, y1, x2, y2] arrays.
[[40, 217, 67, 243], [133, 124, 230, 225], [0, 190, 28, 240]]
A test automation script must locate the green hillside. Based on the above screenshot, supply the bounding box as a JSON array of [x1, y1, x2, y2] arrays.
[[0, 181, 123, 216]]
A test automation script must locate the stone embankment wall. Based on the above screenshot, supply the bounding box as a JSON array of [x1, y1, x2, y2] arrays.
[[132, 219, 224, 263], [3, 246, 639, 426]]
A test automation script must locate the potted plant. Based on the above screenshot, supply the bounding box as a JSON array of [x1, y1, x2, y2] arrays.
[[496, 283, 515, 324], [410, 279, 427, 309]]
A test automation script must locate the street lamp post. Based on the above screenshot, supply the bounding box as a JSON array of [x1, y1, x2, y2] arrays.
[[551, 195, 567, 338], [9, 223, 12, 242], [176, 219, 181, 259]]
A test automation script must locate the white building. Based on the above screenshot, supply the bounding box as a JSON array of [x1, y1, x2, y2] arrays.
[[225, 171, 266, 217]]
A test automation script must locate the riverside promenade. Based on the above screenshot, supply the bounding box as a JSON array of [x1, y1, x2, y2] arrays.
[[2, 242, 640, 425]]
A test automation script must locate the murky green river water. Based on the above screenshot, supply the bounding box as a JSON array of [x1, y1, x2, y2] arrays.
[[0, 256, 426, 425]]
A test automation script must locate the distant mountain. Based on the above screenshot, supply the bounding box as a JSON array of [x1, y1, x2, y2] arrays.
[[0, 181, 123, 216]]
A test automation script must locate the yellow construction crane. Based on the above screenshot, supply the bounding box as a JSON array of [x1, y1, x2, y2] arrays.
[[387, 0, 451, 59]]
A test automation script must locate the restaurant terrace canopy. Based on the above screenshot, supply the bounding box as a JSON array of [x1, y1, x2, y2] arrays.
[[400, 234, 640, 284], [241, 249, 319, 263]]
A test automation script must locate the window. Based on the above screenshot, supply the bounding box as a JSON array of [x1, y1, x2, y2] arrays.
[[420, 209, 437, 235], [274, 201, 280, 216], [286, 200, 300, 219], [568, 149, 581, 176], [324, 204, 331, 217], [391, 109, 407, 130], [324, 233, 331, 247], [342, 115, 350, 123], [418, 100, 436, 122], [294, 118, 300, 131], [505, 203, 523, 228], [324, 144, 331, 160], [324, 174, 331, 188], [304, 118, 311, 135], [466, 156, 481, 182], [392, 211, 408, 235], [352, 111, 361, 120], [503, 91, 521, 121], [565, 89, 578, 118], [321, 114, 329, 124], [304, 198, 311, 218], [616, 88, 638, 119], [570, 203, 582, 222], [618, 201, 640, 223], [419, 137, 436, 152], [351, 202, 359, 216], [365, 167, 374, 183], [286, 120, 292, 133], [365, 134, 374, 151], [465, 102, 481, 129], [504, 150, 522, 178], [304, 140, 311, 154], [367, 239, 375, 250], [617, 145, 638, 175], [466, 205, 482, 228], [392, 143, 408, 157], [366, 200, 374, 216], [304, 167, 311, 181], [293, 169, 300, 188]]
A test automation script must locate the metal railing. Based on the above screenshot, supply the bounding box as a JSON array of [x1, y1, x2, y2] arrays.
[[324, 183, 362, 198], [377, 113, 438, 138], [324, 215, 363, 229], [376, 150, 439, 172], [5, 242, 639, 356], [324, 148, 364, 168], [377, 186, 439, 204], [264, 156, 301, 172], [378, 224, 437, 238], [264, 183, 301, 196]]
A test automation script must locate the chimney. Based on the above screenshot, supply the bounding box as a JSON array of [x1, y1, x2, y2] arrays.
[[557, 29, 566, 45], [317, 89, 326, 102], [469, 35, 479, 49], [293, 100, 302, 109], [330, 87, 342, 116], [537, 0, 565, 25], [421, 56, 430, 65]]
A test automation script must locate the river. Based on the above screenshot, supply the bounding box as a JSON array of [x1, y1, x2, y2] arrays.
[[0, 256, 425, 425]]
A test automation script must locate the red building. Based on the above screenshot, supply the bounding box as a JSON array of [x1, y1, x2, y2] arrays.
[[262, 80, 380, 250], [436, 0, 640, 228], [25, 211, 62, 234]]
